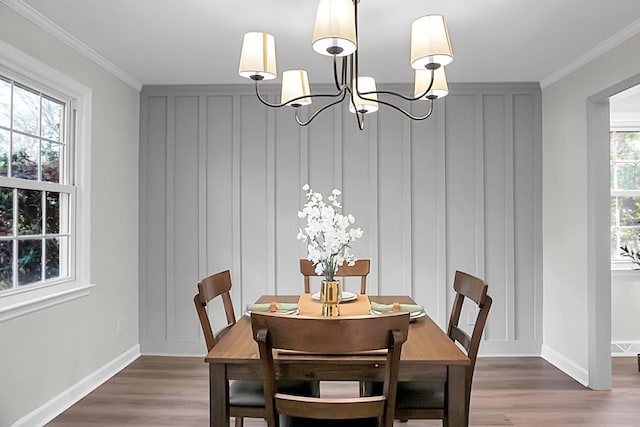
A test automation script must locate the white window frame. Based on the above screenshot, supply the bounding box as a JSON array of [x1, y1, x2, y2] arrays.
[[610, 125, 640, 271], [0, 40, 93, 322]]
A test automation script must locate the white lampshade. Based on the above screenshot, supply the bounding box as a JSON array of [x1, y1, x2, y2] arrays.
[[411, 15, 453, 70], [349, 77, 378, 114], [281, 70, 312, 107], [238, 32, 277, 80], [414, 68, 449, 99], [312, 0, 357, 57]]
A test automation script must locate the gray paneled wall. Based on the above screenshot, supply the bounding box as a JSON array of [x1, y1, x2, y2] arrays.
[[139, 83, 542, 356]]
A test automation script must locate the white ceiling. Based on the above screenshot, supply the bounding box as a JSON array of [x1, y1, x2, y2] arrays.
[[17, 0, 640, 87]]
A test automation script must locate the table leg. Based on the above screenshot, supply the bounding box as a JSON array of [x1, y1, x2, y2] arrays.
[[447, 364, 467, 427], [210, 363, 228, 427]]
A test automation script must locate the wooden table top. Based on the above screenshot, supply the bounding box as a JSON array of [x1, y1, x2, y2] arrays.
[[206, 295, 469, 367]]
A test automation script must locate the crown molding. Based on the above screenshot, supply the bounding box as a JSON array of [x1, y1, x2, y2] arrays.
[[1, 0, 143, 92], [541, 18, 640, 90]]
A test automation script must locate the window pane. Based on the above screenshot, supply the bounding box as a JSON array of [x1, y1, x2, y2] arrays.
[[18, 239, 42, 286], [0, 187, 13, 236], [0, 241, 12, 290], [12, 133, 39, 180], [616, 196, 640, 227], [42, 141, 60, 183], [613, 132, 640, 161], [612, 227, 638, 256], [620, 227, 639, 246], [45, 237, 60, 280], [41, 97, 63, 142], [46, 191, 59, 234], [0, 129, 8, 177], [0, 78, 10, 128], [18, 189, 42, 235], [613, 163, 640, 190], [12, 84, 40, 136]]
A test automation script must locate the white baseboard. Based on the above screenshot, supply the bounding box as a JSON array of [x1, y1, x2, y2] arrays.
[[12, 345, 140, 427], [541, 344, 589, 387]]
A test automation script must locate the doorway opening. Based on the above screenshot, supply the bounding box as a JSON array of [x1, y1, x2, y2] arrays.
[[609, 85, 640, 361]]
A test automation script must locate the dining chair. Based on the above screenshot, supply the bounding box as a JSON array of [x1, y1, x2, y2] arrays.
[[300, 258, 370, 294], [194, 270, 318, 427], [251, 311, 409, 427], [363, 270, 492, 426]]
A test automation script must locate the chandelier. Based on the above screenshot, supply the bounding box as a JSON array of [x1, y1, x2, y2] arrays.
[[238, 0, 453, 130]]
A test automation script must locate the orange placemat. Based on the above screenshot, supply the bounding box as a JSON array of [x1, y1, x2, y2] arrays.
[[297, 293, 371, 317]]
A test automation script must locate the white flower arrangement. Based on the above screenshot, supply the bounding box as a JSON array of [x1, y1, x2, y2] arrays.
[[297, 184, 363, 281]]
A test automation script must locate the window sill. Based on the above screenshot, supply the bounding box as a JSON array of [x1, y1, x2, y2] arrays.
[[0, 281, 95, 323]]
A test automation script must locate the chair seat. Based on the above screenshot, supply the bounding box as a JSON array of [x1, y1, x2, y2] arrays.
[[280, 415, 379, 427], [229, 380, 319, 407], [362, 381, 445, 409]]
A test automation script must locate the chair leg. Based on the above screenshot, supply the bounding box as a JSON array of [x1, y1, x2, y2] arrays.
[[234, 417, 243, 427]]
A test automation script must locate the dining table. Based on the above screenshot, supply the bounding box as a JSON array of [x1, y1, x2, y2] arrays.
[[205, 294, 471, 427]]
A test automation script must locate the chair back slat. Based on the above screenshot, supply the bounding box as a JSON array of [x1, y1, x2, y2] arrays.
[[300, 259, 370, 294], [449, 325, 471, 351]]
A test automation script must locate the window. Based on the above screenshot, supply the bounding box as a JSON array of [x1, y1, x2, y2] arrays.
[[610, 130, 640, 264], [0, 40, 92, 322], [0, 76, 72, 291]]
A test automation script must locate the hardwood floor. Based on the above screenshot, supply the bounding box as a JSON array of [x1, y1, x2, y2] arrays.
[[47, 356, 640, 426]]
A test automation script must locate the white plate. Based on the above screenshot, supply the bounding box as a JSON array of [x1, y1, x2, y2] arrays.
[[245, 309, 299, 316], [369, 309, 427, 321], [311, 291, 358, 302]]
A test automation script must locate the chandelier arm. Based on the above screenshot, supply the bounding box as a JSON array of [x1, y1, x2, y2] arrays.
[[332, 56, 342, 91], [253, 81, 289, 108], [254, 80, 346, 109], [351, 73, 435, 120], [356, 111, 365, 130], [356, 69, 435, 102], [358, 69, 435, 102], [352, 71, 435, 111], [295, 89, 349, 126], [373, 96, 435, 121], [345, 85, 365, 130], [342, 54, 353, 86]]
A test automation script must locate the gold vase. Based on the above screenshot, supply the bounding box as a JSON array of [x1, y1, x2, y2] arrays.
[[320, 280, 342, 317]]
